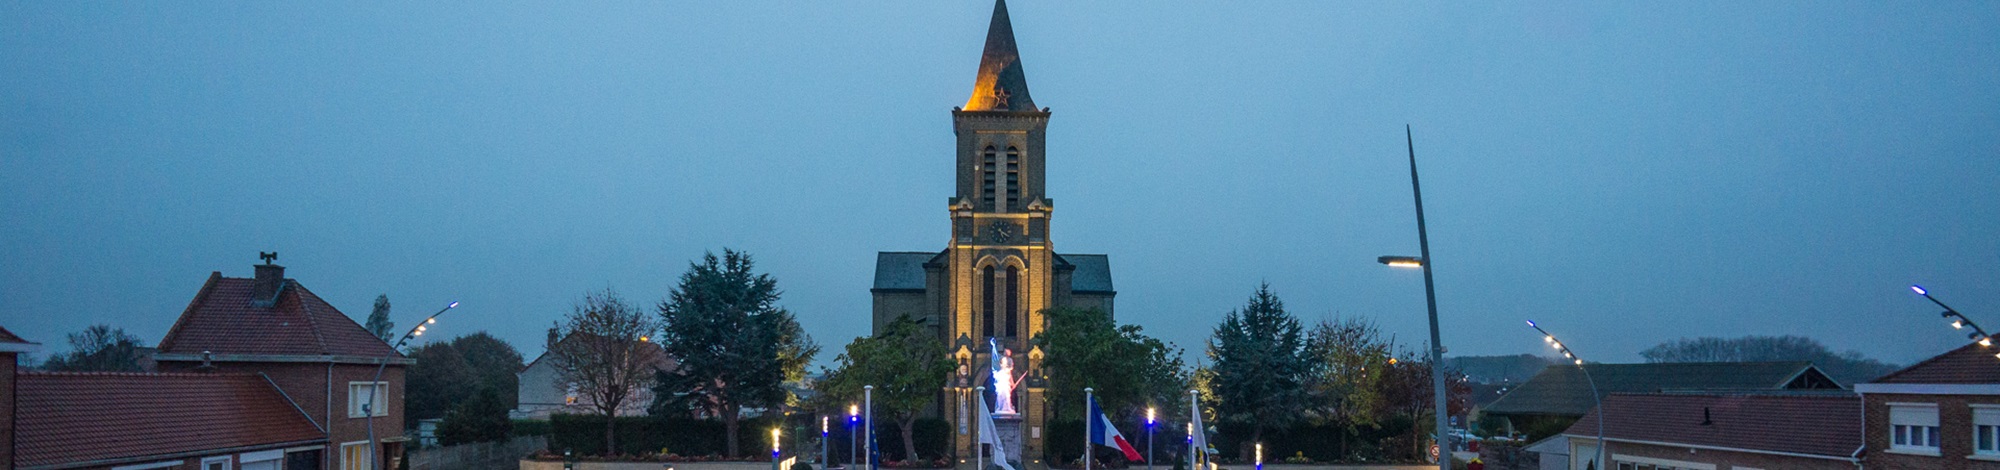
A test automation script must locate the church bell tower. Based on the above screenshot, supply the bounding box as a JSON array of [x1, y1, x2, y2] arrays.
[[947, 0, 1052, 467]]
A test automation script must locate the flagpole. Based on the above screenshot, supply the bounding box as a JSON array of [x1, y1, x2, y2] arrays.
[[1187, 390, 1198, 470], [976, 386, 986, 470], [865, 385, 875, 470], [1084, 388, 1094, 470]]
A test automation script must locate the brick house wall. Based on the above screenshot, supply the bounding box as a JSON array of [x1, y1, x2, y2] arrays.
[[4, 352, 15, 470], [157, 360, 406, 469], [1862, 392, 2000, 470], [1579, 439, 1854, 470]]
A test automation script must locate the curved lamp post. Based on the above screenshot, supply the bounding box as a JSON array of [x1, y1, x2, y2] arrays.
[[1912, 285, 1998, 354], [365, 301, 458, 469], [1526, 320, 1602, 470]]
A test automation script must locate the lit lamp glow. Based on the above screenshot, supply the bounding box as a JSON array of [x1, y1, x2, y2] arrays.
[[1255, 443, 1263, 470], [1377, 256, 1424, 268], [773, 428, 782, 455], [1527, 320, 1603, 470]]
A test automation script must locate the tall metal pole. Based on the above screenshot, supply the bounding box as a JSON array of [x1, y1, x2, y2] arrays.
[[1146, 407, 1155, 470], [850, 405, 859, 470], [366, 301, 456, 470], [822, 415, 830, 469], [1405, 126, 1450, 470], [976, 386, 987, 470], [1084, 388, 1094, 470], [864, 386, 872, 470], [1529, 322, 1604, 470], [1187, 390, 1198, 470]]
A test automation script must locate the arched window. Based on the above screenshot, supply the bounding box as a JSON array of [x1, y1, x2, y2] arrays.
[[982, 265, 996, 339], [982, 147, 998, 210], [1005, 147, 1021, 211], [1005, 266, 1020, 338]]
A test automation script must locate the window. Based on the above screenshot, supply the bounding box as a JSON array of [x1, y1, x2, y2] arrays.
[[1004, 266, 1019, 338], [201, 456, 231, 470], [342, 441, 374, 470], [348, 382, 388, 418], [1890, 403, 1941, 453], [1004, 147, 1020, 210], [981, 265, 996, 339], [981, 146, 997, 209], [1976, 406, 2000, 455]]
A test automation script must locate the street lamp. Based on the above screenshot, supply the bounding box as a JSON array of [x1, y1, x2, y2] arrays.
[[367, 301, 458, 470], [1378, 126, 1450, 470], [1377, 256, 1423, 268], [1526, 320, 1602, 470], [1146, 406, 1156, 470], [1913, 285, 1999, 354]]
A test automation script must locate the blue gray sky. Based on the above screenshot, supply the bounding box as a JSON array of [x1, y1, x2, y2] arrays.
[[4, 2, 1996, 369]]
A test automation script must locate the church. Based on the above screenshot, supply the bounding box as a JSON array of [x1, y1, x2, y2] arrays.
[[868, 0, 1114, 467]]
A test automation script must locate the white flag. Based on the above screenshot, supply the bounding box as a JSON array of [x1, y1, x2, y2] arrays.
[[978, 393, 1018, 470]]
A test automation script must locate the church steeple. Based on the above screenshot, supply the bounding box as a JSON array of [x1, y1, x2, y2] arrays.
[[963, 0, 1036, 112]]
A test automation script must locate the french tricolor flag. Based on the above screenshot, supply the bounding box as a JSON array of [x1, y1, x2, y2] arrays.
[[1088, 397, 1145, 461]]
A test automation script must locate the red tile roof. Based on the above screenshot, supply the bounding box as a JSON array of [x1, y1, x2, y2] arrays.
[[1563, 393, 1861, 459], [157, 273, 400, 359], [15, 371, 325, 468], [1869, 341, 2000, 384]]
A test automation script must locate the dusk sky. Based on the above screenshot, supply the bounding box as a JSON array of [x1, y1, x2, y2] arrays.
[[4, 2, 1996, 370]]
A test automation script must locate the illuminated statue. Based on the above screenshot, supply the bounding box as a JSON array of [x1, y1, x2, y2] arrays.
[[989, 338, 1022, 415]]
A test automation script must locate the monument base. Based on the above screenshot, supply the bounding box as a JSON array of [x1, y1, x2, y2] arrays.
[[957, 413, 1031, 470]]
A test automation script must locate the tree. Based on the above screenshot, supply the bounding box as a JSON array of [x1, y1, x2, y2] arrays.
[[549, 289, 660, 455], [1376, 349, 1471, 462], [1205, 283, 1308, 460], [819, 315, 955, 461], [366, 294, 395, 344], [437, 386, 512, 445], [1034, 307, 1188, 422], [406, 342, 471, 423], [42, 324, 146, 372], [1302, 316, 1392, 459], [651, 249, 819, 457], [1639, 335, 1899, 385], [406, 332, 525, 424]]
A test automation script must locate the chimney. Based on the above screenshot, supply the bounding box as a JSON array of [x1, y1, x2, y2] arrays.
[[253, 253, 285, 305]]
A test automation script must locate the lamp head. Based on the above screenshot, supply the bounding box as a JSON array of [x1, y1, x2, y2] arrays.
[[1525, 320, 1537, 328], [1378, 256, 1424, 268], [1912, 285, 1928, 296], [447, 301, 460, 309]]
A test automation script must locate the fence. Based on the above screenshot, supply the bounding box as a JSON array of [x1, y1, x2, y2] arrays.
[[409, 435, 548, 470]]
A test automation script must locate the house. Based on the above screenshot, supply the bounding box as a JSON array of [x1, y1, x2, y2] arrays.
[[1560, 393, 1862, 470], [1854, 341, 2000, 470], [144, 260, 412, 470], [512, 334, 674, 420], [1483, 362, 1844, 440], [2, 327, 40, 470], [1480, 362, 1846, 470], [13, 371, 327, 470]]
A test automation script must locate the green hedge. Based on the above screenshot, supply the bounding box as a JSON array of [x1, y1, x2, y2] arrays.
[[513, 419, 552, 436]]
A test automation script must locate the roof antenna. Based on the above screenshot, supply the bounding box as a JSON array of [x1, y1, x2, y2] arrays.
[[1700, 407, 1713, 426], [259, 252, 278, 265]]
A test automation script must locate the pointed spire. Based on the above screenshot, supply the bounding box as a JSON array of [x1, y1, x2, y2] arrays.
[[963, 0, 1036, 112]]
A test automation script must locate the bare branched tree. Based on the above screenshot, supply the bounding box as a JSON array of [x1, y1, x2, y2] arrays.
[[549, 288, 661, 455]]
